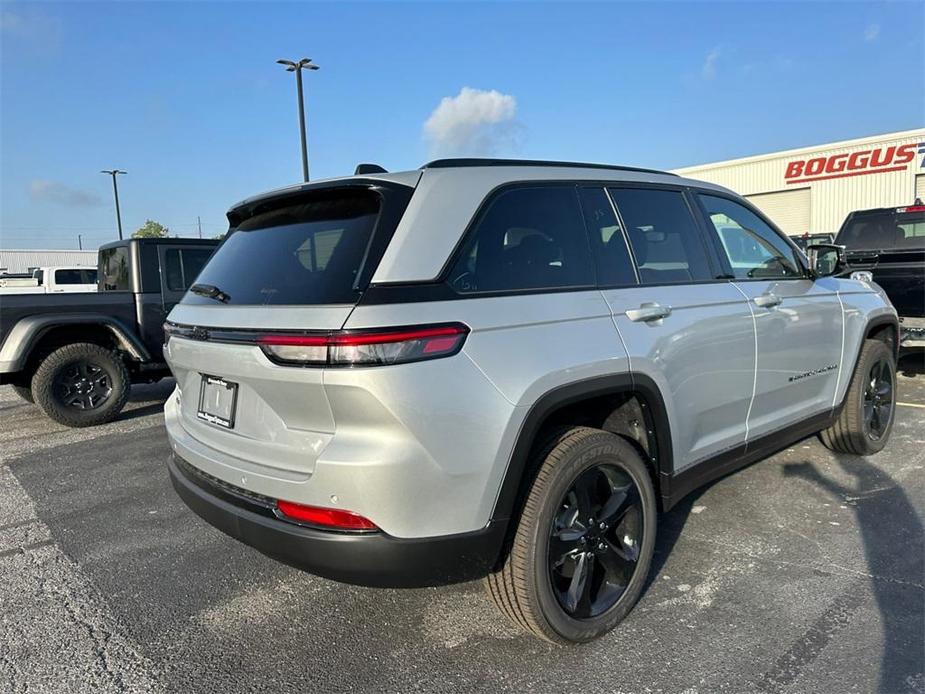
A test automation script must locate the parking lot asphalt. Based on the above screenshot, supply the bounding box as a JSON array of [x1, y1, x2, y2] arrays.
[[1, 356, 923, 694]]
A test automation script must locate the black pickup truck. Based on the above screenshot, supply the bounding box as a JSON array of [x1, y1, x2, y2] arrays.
[[0, 237, 218, 426], [835, 202, 925, 348]]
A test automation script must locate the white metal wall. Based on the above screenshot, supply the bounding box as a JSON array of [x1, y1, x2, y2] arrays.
[[916, 174, 925, 201], [0, 249, 97, 273], [674, 129, 925, 233]]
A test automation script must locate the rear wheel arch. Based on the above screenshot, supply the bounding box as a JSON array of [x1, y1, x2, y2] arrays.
[[488, 373, 674, 569]]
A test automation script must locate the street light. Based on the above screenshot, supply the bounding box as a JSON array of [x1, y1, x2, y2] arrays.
[[277, 57, 319, 182], [100, 169, 127, 240]]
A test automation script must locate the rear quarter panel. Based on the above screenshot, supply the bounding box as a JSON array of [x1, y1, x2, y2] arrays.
[[343, 291, 631, 534]]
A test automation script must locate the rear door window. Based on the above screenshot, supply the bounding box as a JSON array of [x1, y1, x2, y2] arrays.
[[447, 186, 594, 294], [164, 248, 214, 291], [578, 187, 637, 287], [608, 188, 712, 284], [699, 194, 803, 279], [184, 190, 382, 305]]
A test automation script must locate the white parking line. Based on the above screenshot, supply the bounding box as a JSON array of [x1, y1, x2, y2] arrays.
[[897, 402, 925, 409]]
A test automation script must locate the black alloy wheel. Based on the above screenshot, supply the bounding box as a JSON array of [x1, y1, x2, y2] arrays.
[[32, 342, 131, 427], [53, 360, 114, 410], [548, 464, 644, 619], [863, 357, 894, 441]]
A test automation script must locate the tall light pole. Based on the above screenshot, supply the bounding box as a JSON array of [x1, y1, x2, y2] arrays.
[[100, 169, 127, 240], [276, 58, 319, 182]]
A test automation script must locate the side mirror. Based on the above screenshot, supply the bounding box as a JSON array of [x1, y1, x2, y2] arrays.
[[806, 243, 846, 277]]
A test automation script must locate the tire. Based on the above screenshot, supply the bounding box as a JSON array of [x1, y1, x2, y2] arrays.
[[819, 339, 896, 455], [11, 384, 34, 404], [485, 426, 657, 644], [32, 343, 131, 427]]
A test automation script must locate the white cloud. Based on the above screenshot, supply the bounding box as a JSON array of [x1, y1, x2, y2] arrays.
[[423, 87, 521, 156], [30, 180, 103, 208], [864, 23, 880, 42], [702, 46, 722, 80]]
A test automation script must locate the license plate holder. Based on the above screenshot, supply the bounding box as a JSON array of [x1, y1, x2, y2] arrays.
[[197, 374, 238, 429]]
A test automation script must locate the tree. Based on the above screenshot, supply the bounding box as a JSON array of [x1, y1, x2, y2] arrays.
[[132, 220, 169, 239]]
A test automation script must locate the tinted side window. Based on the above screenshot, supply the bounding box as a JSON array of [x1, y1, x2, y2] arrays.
[[578, 187, 637, 287], [448, 186, 594, 294], [99, 246, 130, 291], [165, 249, 184, 290], [54, 269, 84, 285], [608, 188, 712, 284], [165, 248, 215, 291], [180, 248, 213, 286], [700, 195, 802, 279]]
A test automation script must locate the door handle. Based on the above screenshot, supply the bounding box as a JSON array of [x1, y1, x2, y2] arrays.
[[626, 303, 672, 322], [753, 294, 782, 309]]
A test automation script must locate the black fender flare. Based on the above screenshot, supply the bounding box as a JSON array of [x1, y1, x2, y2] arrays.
[[486, 372, 674, 567], [859, 313, 900, 363], [0, 314, 151, 373]]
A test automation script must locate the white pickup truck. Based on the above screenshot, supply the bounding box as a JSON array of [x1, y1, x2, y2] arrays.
[[0, 266, 98, 294]]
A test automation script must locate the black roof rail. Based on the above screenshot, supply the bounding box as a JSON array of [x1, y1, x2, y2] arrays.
[[421, 158, 677, 176]]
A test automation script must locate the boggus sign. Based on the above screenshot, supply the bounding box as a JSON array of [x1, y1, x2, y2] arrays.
[[785, 142, 923, 184]]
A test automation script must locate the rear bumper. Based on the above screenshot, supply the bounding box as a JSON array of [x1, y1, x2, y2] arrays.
[[168, 453, 505, 588]]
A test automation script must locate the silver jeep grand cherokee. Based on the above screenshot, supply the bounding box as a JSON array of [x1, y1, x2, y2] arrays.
[[164, 159, 898, 644]]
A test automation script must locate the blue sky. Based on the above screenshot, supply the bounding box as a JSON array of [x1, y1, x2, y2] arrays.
[[1, 1, 922, 250]]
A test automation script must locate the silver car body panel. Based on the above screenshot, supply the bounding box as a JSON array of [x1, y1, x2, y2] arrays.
[[602, 283, 755, 471], [164, 164, 896, 542]]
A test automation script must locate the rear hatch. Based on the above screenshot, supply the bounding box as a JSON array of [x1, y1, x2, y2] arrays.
[[836, 205, 925, 318], [165, 180, 416, 475]]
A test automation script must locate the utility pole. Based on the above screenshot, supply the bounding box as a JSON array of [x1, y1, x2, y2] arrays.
[[276, 58, 319, 182], [78, 234, 83, 250], [197, 216, 202, 239], [100, 169, 127, 240]]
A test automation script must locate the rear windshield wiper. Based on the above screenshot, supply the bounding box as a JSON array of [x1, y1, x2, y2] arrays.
[[189, 283, 231, 304]]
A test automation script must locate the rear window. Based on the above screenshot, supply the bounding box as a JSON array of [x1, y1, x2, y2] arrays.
[[184, 190, 382, 306], [836, 209, 925, 251]]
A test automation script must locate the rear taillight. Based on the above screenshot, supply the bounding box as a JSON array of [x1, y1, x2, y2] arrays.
[[257, 323, 469, 367], [275, 500, 378, 531]]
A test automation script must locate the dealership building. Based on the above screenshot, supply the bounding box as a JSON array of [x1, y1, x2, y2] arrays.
[[673, 128, 925, 237]]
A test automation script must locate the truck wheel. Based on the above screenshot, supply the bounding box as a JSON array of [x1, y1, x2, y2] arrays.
[[485, 427, 657, 644], [819, 339, 896, 455], [32, 343, 131, 427], [11, 385, 34, 404]]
